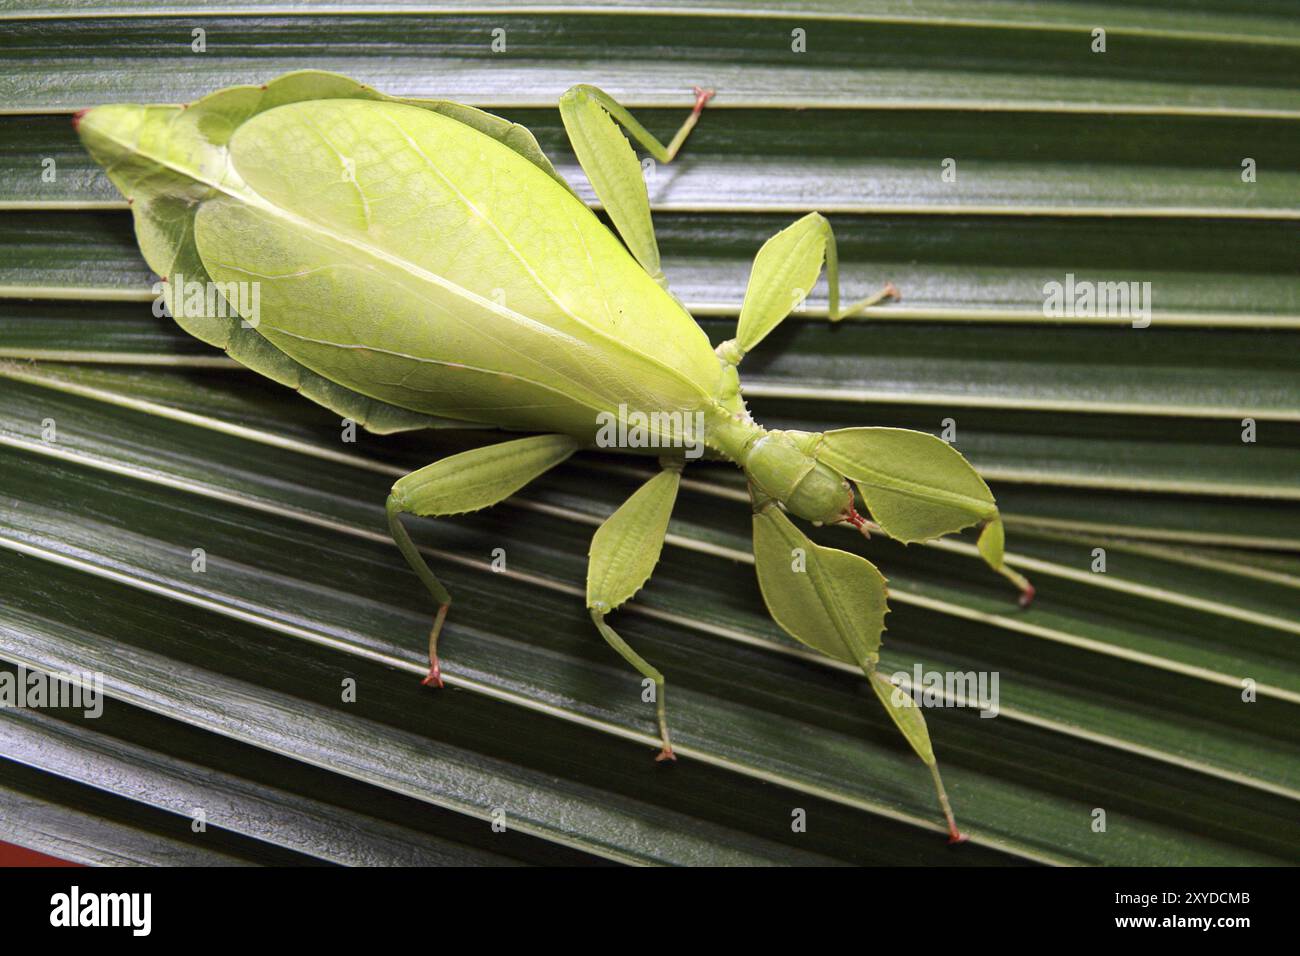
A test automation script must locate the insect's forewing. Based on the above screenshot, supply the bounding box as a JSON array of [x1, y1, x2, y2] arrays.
[[78, 71, 721, 438], [192, 98, 714, 431], [77, 74, 453, 433]]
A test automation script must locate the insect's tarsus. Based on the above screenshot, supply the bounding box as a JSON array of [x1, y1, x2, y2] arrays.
[[385, 493, 455, 689], [590, 607, 676, 762], [844, 506, 875, 539], [999, 564, 1036, 608], [930, 764, 968, 845], [664, 86, 714, 161], [420, 602, 451, 688]]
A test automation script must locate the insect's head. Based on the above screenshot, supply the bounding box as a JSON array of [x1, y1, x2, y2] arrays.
[[741, 429, 855, 526]]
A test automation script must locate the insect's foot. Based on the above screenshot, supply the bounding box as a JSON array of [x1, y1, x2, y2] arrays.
[[1018, 580, 1037, 609], [883, 281, 901, 302], [930, 764, 965, 845], [691, 86, 715, 113], [654, 745, 677, 763], [421, 602, 450, 687], [844, 507, 871, 539]]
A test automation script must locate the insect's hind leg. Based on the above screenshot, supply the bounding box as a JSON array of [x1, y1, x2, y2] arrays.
[[558, 84, 713, 286], [562, 84, 713, 167], [586, 459, 683, 760], [385, 434, 580, 687], [386, 497, 453, 687]]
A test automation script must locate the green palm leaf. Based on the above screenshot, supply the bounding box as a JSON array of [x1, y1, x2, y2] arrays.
[[1, 0, 1296, 865]]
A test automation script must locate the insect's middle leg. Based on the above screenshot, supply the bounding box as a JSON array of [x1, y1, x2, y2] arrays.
[[715, 212, 899, 369], [386, 434, 579, 687], [585, 459, 683, 760]]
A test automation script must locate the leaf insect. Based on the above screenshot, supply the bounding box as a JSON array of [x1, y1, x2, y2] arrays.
[[78, 71, 1034, 842]]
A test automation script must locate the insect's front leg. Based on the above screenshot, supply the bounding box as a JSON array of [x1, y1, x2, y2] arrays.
[[714, 212, 899, 369], [586, 458, 684, 760], [386, 434, 579, 687], [750, 496, 966, 843], [814, 427, 1036, 607]]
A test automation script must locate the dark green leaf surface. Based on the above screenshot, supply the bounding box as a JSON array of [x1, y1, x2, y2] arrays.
[[1, 1, 1296, 867], [4, 1, 1298, 47], [4, 210, 1297, 324], [6, 110, 1300, 218], [1, 698, 580, 866], [2, 378, 1298, 864], [4, 11, 1300, 114]]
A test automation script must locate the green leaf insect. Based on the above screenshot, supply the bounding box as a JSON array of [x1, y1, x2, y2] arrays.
[[77, 70, 1034, 843]]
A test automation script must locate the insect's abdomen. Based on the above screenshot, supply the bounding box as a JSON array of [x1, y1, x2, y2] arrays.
[[195, 99, 720, 435]]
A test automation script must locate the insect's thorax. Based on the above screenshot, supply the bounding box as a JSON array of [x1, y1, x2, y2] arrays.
[[704, 404, 853, 525]]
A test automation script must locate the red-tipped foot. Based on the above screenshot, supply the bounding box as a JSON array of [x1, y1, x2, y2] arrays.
[[691, 86, 715, 113], [947, 827, 969, 845], [421, 602, 450, 687], [844, 507, 871, 539], [884, 281, 901, 302], [655, 746, 677, 763], [1018, 581, 1036, 609], [71, 108, 89, 132]]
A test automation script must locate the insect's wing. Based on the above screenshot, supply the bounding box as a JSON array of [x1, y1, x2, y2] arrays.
[[78, 71, 578, 435], [81, 71, 722, 436], [401, 96, 579, 199], [78, 73, 467, 433]]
